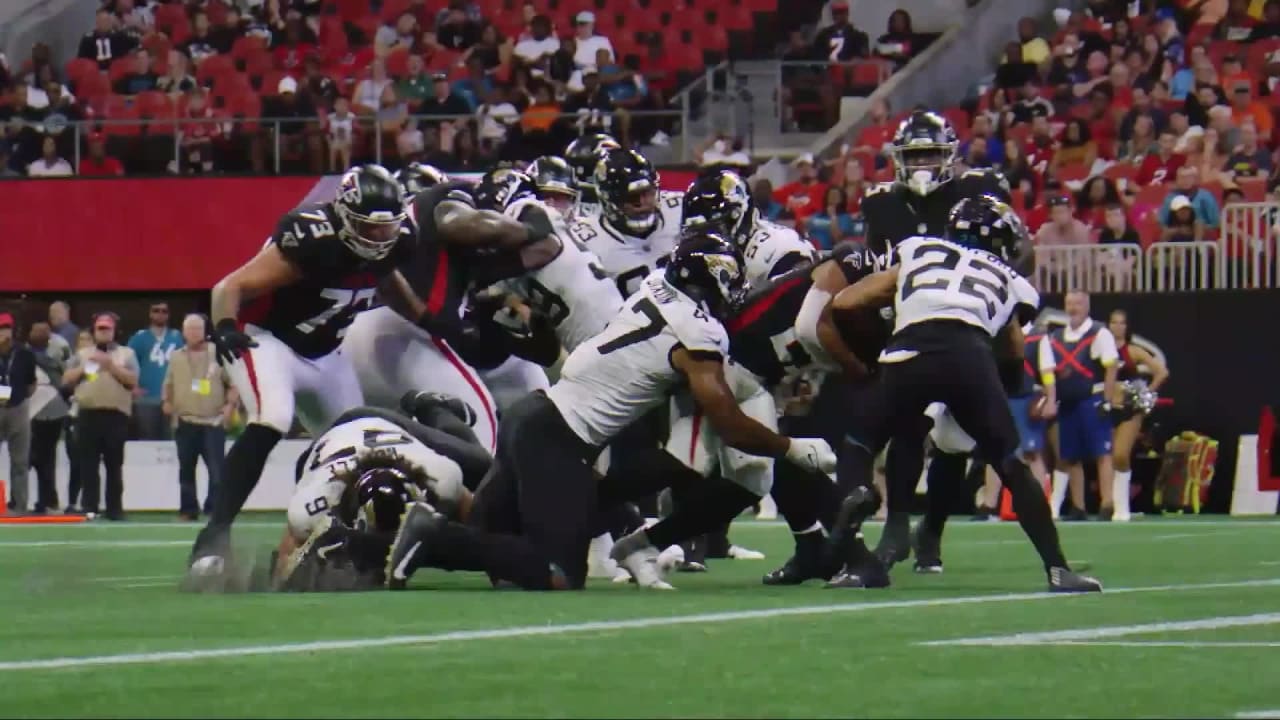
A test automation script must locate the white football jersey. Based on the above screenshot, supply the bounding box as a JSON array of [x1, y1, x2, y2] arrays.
[[889, 235, 1039, 338], [547, 271, 729, 447], [566, 190, 684, 299], [742, 217, 816, 285], [500, 198, 623, 351], [287, 415, 465, 539]]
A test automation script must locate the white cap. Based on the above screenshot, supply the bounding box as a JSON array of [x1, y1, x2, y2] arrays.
[[576, 10, 595, 24], [278, 75, 298, 94], [791, 152, 815, 167], [1170, 195, 1192, 211]]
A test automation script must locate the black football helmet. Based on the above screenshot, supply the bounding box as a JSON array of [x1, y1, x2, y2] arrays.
[[665, 228, 747, 320], [334, 164, 407, 260], [958, 167, 1013, 204], [565, 132, 622, 199], [353, 467, 415, 534], [596, 147, 661, 237], [890, 110, 959, 197], [945, 195, 1028, 264], [395, 162, 448, 199], [527, 155, 580, 214], [681, 170, 756, 250], [472, 167, 538, 212]]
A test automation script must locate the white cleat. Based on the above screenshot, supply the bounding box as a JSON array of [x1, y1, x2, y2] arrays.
[[755, 495, 778, 520], [657, 544, 685, 574], [728, 544, 766, 560], [617, 546, 675, 590], [588, 534, 626, 579]]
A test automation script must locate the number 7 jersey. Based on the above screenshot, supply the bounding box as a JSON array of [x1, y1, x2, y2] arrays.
[[891, 235, 1039, 338]]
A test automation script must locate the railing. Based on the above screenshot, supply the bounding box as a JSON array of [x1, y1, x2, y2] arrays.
[[1220, 202, 1280, 290], [1035, 237, 1278, 293], [1034, 244, 1146, 294], [10, 109, 684, 176], [1145, 241, 1219, 292]]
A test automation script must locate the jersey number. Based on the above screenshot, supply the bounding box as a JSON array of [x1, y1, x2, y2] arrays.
[[899, 242, 1008, 320], [296, 288, 377, 337], [615, 254, 671, 299], [599, 298, 667, 354], [524, 278, 571, 327]]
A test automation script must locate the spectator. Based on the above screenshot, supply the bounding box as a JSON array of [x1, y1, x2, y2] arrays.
[[435, 0, 484, 29], [874, 9, 915, 69], [1196, 126, 1232, 184], [264, 76, 324, 173], [420, 72, 472, 129], [1099, 203, 1140, 245], [1135, 128, 1184, 185], [114, 0, 153, 34], [1154, 10, 1185, 67], [1076, 176, 1123, 227], [376, 84, 413, 160], [841, 154, 871, 213], [549, 36, 577, 87], [571, 12, 614, 70], [393, 55, 430, 110], [453, 56, 495, 111], [476, 87, 519, 151], [0, 313, 36, 514], [1120, 113, 1158, 162], [376, 12, 420, 52], [1014, 16, 1051, 66], [514, 15, 558, 68], [177, 87, 222, 174], [27, 136, 72, 177], [326, 96, 355, 172], [182, 12, 219, 67], [465, 24, 509, 71], [443, 124, 485, 171], [1159, 165, 1221, 228], [1025, 114, 1058, 179], [62, 312, 138, 521], [813, 1, 868, 62], [156, 50, 197, 95], [301, 55, 337, 112], [700, 136, 752, 174], [1227, 122, 1272, 180], [114, 48, 159, 95], [1161, 194, 1202, 241], [1249, 0, 1280, 40], [163, 314, 236, 521], [78, 9, 136, 70], [752, 177, 784, 221], [963, 114, 1004, 166], [1120, 83, 1167, 141], [806, 186, 859, 250], [959, 135, 992, 172], [0, 142, 18, 178], [1170, 48, 1205, 102], [850, 98, 894, 168], [774, 153, 828, 225], [209, 7, 244, 55], [1010, 80, 1054, 125], [79, 133, 125, 177], [1229, 83, 1273, 138], [436, 5, 481, 51], [1002, 140, 1035, 198], [48, 302, 78, 347], [564, 68, 614, 136], [1036, 195, 1093, 245], [520, 81, 561, 137], [274, 18, 317, 75], [996, 42, 1040, 90], [26, 321, 72, 515], [1071, 50, 1111, 101], [127, 301, 182, 441], [352, 59, 392, 116]]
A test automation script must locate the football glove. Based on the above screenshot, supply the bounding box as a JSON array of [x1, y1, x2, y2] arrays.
[[211, 318, 257, 366], [784, 437, 838, 474]]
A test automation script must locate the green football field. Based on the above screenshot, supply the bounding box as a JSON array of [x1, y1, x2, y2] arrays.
[[2, 516, 1279, 718]]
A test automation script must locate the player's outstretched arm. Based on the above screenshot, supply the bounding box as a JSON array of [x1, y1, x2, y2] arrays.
[[829, 266, 899, 319], [211, 244, 304, 326], [805, 261, 870, 380], [376, 270, 428, 325], [673, 348, 836, 473], [435, 199, 546, 249]]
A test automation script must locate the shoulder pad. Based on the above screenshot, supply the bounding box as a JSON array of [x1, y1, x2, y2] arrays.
[[864, 182, 894, 198], [645, 279, 728, 356], [273, 206, 339, 256]]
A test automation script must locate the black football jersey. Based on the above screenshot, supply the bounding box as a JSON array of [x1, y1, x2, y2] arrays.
[[403, 181, 479, 324], [239, 203, 413, 359], [727, 242, 881, 387], [861, 169, 1012, 257]]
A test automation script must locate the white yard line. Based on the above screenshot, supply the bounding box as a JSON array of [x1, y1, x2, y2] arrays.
[[0, 577, 1276, 672], [920, 612, 1280, 647], [0, 540, 192, 549], [1151, 531, 1241, 540], [1035, 641, 1280, 648], [116, 581, 176, 589], [1237, 710, 1280, 719], [91, 575, 174, 583]]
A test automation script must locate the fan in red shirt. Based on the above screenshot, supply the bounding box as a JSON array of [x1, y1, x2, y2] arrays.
[[1136, 127, 1185, 185], [274, 19, 317, 74], [178, 87, 224, 173], [773, 153, 829, 227], [1024, 115, 1058, 185], [851, 97, 895, 167], [78, 133, 124, 176]]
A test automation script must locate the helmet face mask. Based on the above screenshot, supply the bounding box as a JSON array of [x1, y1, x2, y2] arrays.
[[353, 467, 414, 534], [665, 230, 747, 320], [946, 194, 1028, 263], [474, 168, 538, 212], [335, 165, 407, 260], [891, 111, 958, 196], [681, 171, 755, 250], [528, 155, 580, 214], [597, 148, 661, 237], [565, 133, 621, 198]]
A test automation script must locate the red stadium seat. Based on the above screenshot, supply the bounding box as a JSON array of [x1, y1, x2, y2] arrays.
[[258, 69, 290, 96], [337, 0, 369, 22], [1247, 38, 1280, 72], [849, 60, 887, 88], [103, 95, 142, 136], [229, 91, 262, 131], [1238, 176, 1267, 202], [213, 72, 254, 104], [141, 32, 172, 59], [1055, 162, 1090, 184], [702, 24, 729, 51], [942, 107, 970, 133], [720, 3, 753, 30], [65, 58, 99, 87], [154, 3, 188, 30], [206, 0, 230, 26], [75, 71, 113, 102], [319, 16, 350, 57], [1103, 162, 1137, 185], [244, 48, 276, 77], [108, 56, 135, 85], [1207, 40, 1240, 71], [231, 35, 268, 63], [136, 90, 173, 117], [1134, 182, 1171, 210], [197, 53, 236, 85], [380, 0, 412, 23], [384, 47, 411, 79]]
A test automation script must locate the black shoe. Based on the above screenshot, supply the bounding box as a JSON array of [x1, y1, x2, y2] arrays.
[[1048, 566, 1103, 593], [824, 557, 891, 589], [31, 506, 48, 515], [104, 512, 125, 522], [400, 391, 477, 427], [873, 512, 911, 569], [911, 522, 943, 574], [762, 545, 838, 586], [830, 486, 882, 563], [1062, 507, 1088, 522], [64, 505, 82, 515], [385, 501, 447, 590], [1098, 505, 1114, 522], [971, 505, 996, 521], [188, 525, 231, 568]]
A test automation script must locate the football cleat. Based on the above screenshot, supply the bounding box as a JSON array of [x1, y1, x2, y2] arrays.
[[911, 522, 944, 574], [761, 547, 839, 586], [1048, 566, 1103, 593], [830, 485, 882, 566], [824, 558, 892, 589], [727, 544, 766, 560], [609, 529, 675, 589], [385, 501, 447, 590]]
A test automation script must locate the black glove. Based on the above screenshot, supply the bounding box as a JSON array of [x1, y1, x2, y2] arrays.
[[210, 318, 257, 366]]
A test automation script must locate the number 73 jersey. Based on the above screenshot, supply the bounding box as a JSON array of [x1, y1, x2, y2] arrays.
[[891, 235, 1039, 338], [239, 203, 414, 360]]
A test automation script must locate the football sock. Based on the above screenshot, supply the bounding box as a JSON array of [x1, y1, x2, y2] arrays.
[[1051, 470, 1070, 517], [193, 424, 281, 559], [1113, 470, 1132, 519], [921, 451, 968, 539], [998, 456, 1068, 570], [772, 460, 840, 532]]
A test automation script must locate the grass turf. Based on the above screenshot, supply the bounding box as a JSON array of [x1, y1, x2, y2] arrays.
[[1, 516, 1278, 718]]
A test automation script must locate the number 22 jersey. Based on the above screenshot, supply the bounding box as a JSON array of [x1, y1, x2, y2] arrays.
[[547, 271, 728, 447], [239, 203, 414, 359]]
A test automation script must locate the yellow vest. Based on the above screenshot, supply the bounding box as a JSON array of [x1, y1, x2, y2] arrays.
[[165, 346, 229, 425], [73, 345, 135, 415]]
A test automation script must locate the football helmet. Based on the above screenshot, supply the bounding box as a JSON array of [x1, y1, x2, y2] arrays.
[[665, 228, 747, 320], [334, 164, 407, 260], [395, 162, 449, 198], [945, 194, 1029, 264], [527, 155, 580, 214], [565, 133, 619, 190], [472, 167, 539, 212], [890, 110, 959, 196], [681, 170, 756, 250], [596, 147, 661, 237], [353, 467, 416, 534], [958, 166, 1013, 204]]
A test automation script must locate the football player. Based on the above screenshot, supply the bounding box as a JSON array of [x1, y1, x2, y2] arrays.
[[527, 155, 580, 219], [395, 162, 449, 198], [269, 391, 491, 592], [826, 196, 1101, 593], [861, 110, 1014, 571], [564, 132, 621, 219], [189, 165, 427, 574], [341, 169, 561, 452], [385, 230, 839, 591], [566, 147, 683, 300]]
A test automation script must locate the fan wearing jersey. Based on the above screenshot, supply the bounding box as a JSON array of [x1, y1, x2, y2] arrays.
[[566, 148, 684, 300], [342, 172, 561, 452], [564, 132, 621, 220], [860, 110, 1014, 571], [826, 196, 1101, 593], [188, 165, 428, 577], [385, 231, 839, 591], [269, 392, 492, 592]]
